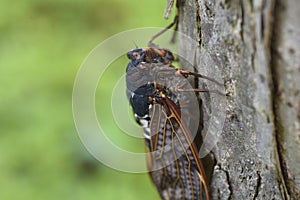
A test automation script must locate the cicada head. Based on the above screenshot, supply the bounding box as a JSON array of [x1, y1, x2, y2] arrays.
[[127, 48, 146, 66]]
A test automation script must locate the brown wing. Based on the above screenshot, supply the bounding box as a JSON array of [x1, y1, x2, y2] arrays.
[[147, 96, 210, 200]]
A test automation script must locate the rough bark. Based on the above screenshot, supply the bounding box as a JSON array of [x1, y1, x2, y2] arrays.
[[177, 0, 300, 199]]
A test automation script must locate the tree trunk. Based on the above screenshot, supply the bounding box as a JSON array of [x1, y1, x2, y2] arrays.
[[177, 0, 300, 199]]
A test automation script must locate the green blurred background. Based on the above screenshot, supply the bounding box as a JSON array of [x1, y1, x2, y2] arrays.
[[0, 0, 175, 199]]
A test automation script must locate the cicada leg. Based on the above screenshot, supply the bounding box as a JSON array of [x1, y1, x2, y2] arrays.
[[176, 88, 226, 96], [176, 69, 223, 86], [148, 15, 178, 50]]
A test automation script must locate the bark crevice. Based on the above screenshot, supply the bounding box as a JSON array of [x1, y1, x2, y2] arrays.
[[253, 171, 261, 199]]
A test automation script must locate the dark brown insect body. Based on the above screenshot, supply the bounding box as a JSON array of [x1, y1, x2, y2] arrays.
[[126, 46, 212, 200]]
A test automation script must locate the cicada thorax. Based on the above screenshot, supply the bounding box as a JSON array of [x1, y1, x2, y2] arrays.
[[125, 47, 176, 117], [127, 59, 198, 126], [144, 47, 175, 64]]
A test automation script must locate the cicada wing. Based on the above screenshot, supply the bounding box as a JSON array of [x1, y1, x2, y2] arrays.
[[146, 97, 210, 200]]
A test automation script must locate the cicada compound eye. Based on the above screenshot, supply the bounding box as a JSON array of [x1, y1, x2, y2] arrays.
[[133, 52, 141, 60]]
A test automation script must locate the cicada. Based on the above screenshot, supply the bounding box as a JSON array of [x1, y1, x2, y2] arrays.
[[125, 39, 223, 199], [124, 9, 226, 196]]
